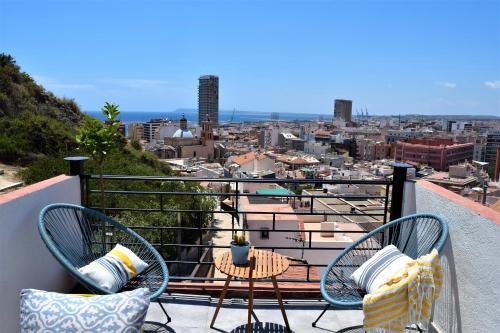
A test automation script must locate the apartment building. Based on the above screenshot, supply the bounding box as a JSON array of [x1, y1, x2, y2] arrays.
[[356, 138, 387, 161], [128, 123, 144, 141], [198, 75, 219, 126], [333, 99, 352, 123], [142, 118, 169, 143], [394, 139, 473, 171], [485, 130, 500, 170]]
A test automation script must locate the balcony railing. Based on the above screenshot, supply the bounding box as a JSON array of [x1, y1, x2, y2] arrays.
[[71, 162, 408, 285]]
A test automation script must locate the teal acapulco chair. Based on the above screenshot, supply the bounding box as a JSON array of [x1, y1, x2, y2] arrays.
[[312, 213, 448, 329], [38, 203, 171, 323]]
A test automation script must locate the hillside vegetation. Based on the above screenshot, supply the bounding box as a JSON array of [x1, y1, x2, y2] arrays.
[[0, 54, 169, 178], [0, 54, 217, 266], [0, 54, 82, 164]]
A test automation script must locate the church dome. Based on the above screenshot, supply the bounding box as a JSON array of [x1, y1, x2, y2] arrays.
[[172, 128, 193, 138]]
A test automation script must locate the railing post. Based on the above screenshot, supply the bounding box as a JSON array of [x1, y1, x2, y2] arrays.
[[235, 181, 239, 212], [231, 181, 235, 232], [389, 162, 411, 221], [65, 156, 88, 206], [235, 181, 240, 229], [198, 211, 203, 265], [64, 156, 88, 176], [85, 175, 90, 207]]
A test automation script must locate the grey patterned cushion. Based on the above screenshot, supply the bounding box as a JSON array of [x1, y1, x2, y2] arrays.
[[20, 288, 150, 333]]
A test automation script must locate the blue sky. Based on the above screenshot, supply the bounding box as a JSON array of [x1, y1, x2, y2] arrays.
[[1, 0, 499, 115]]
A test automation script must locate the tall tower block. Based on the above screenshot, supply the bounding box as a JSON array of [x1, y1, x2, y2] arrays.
[[198, 75, 219, 126]]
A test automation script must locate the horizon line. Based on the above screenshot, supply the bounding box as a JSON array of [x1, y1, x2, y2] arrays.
[[83, 110, 500, 119]]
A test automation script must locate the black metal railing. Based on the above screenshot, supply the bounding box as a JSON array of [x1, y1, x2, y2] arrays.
[[68, 159, 408, 284]]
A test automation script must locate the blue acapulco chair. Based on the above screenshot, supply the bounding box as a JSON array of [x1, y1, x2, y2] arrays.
[[312, 213, 448, 329], [38, 203, 171, 323]]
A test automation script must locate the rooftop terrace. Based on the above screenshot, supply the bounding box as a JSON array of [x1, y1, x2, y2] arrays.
[[1, 163, 499, 332]]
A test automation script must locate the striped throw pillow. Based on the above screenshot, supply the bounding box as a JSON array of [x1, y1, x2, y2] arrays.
[[78, 244, 148, 293], [351, 244, 411, 293]]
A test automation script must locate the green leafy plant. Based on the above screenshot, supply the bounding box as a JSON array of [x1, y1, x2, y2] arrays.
[[76, 102, 121, 208], [76, 102, 121, 165], [232, 233, 247, 246]]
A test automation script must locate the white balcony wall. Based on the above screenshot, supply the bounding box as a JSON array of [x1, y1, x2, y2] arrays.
[[0, 175, 81, 332], [247, 219, 302, 259], [415, 181, 500, 333]]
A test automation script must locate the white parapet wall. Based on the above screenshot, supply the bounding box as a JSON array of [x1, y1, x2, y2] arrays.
[[0, 175, 81, 332], [415, 180, 500, 333]]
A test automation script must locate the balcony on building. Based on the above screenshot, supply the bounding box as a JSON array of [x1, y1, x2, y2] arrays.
[[0, 160, 499, 333]]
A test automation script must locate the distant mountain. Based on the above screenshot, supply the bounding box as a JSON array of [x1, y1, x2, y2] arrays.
[[85, 108, 330, 124]]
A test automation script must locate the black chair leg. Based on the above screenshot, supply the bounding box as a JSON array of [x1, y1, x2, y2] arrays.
[[312, 303, 330, 327], [158, 299, 172, 324]]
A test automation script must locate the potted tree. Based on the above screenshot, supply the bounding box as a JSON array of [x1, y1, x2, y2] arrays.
[[231, 232, 250, 265]]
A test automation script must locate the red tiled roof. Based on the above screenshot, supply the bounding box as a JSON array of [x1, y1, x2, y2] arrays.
[[232, 152, 256, 165], [314, 130, 331, 137], [232, 152, 270, 165]]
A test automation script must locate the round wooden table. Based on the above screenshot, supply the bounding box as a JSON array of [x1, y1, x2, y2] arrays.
[[210, 249, 291, 333]]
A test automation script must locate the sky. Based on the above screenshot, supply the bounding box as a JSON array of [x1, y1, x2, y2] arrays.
[[1, 0, 499, 116]]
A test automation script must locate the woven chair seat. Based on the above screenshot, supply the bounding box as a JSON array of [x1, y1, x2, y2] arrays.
[[38, 203, 169, 301], [320, 213, 448, 308]]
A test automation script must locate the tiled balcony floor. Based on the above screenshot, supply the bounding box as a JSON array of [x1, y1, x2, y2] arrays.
[[144, 294, 364, 333]]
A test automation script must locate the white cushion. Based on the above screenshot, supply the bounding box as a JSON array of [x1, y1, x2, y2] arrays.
[[78, 244, 148, 292], [351, 244, 411, 293]]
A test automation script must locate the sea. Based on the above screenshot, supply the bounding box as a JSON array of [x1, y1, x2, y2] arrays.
[[84, 109, 331, 125]]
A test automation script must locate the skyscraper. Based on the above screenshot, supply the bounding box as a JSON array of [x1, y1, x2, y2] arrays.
[[198, 75, 219, 126], [333, 99, 352, 123]]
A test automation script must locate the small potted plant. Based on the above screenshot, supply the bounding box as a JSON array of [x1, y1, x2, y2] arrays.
[[231, 233, 250, 265]]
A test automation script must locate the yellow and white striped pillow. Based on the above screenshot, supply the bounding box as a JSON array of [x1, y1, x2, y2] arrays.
[[79, 244, 148, 292]]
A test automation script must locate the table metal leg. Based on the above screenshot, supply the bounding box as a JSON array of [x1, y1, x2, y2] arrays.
[[210, 275, 232, 328], [272, 276, 291, 332], [247, 277, 255, 333]]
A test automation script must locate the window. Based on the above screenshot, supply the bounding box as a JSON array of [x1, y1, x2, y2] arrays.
[[260, 228, 270, 240]]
